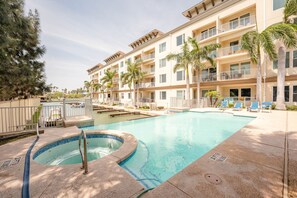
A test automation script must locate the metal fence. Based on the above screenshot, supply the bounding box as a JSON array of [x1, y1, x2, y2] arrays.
[[0, 98, 93, 134]]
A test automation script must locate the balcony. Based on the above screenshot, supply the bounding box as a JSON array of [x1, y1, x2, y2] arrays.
[[220, 14, 256, 33], [138, 82, 155, 88], [220, 68, 257, 81], [142, 53, 155, 62], [112, 77, 119, 83], [142, 67, 155, 76], [192, 73, 217, 83], [196, 28, 217, 42], [219, 45, 246, 57], [201, 51, 217, 62], [139, 98, 155, 103]]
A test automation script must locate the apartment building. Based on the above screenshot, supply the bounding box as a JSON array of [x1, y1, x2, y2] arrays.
[[87, 0, 297, 108]]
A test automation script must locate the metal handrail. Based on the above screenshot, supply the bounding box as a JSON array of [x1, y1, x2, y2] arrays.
[[79, 130, 88, 174]]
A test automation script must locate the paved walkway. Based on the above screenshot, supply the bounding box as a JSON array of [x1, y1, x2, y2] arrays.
[[0, 110, 296, 197]]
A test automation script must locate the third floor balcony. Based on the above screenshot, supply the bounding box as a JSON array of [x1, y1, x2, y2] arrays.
[[220, 14, 256, 33]]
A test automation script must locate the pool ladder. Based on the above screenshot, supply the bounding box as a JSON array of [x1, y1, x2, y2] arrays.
[[79, 130, 88, 174]]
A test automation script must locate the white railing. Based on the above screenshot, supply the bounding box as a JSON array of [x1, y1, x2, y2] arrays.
[[142, 53, 155, 61], [220, 68, 257, 80], [138, 82, 155, 88], [219, 45, 246, 57], [0, 99, 93, 133], [196, 28, 217, 41], [142, 67, 155, 75], [139, 98, 155, 103], [220, 14, 256, 33], [113, 77, 119, 83], [192, 73, 218, 83]]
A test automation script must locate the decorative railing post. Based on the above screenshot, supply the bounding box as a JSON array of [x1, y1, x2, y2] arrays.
[[63, 98, 66, 120]]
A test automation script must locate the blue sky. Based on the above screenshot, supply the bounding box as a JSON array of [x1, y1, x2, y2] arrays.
[[25, 0, 200, 91]]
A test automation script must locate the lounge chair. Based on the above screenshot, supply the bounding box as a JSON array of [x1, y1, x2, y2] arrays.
[[233, 101, 243, 111], [249, 102, 259, 112], [261, 102, 272, 112], [219, 100, 228, 110]]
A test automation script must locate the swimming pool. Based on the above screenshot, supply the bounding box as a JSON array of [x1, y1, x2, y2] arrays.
[[33, 134, 123, 165], [83, 112, 254, 188]]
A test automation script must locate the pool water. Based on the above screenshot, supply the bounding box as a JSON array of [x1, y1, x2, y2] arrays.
[[33, 135, 123, 165], [83, 112, 254, 188]]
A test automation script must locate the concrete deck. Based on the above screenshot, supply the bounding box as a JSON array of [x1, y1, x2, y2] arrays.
[[0, 109, 296, 197]]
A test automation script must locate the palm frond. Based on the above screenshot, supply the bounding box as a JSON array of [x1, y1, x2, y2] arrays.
[[284, 0, 297, 23], [266, 23, 297, 49], [240, 31, 259, 64]]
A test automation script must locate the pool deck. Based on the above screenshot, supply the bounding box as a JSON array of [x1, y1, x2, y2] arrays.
[[0, 109, 297, 197]]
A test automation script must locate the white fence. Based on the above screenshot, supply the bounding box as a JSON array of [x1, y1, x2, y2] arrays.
[[0, 98, 92, 134]]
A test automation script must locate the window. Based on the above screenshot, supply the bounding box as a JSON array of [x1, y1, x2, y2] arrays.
[[176, 70, 185, 81], [273, 86, 290, 102], [241, 62, 251, 75], [120, 61, 124, 67], [176, 34, 185, 46], [127, 58, 131, 63], [294, 86, 297, 102], [273, 60, 278, 69], [159, 42, 166, 53], [230, 64, 239, 76], [176, 90, 185, 99], [240, 13, 250, 26], [230, 89, 239, 97], [201, 30, 208, 40], [160, 91, 166, 100], [159, 74, 166, 83], [99, 71, 102, 75], [229, 18, 239, 29], [209, 27, 216, 37], [293, 51, 297, 67], [121, 93, 124, 99], [159, 58, 166, 68], [286, 52, 290, 68], [230, 41, 239, 51], [128, 93, 131, 99], [241, 88, 251, 98], [273, 0, 285, 10]]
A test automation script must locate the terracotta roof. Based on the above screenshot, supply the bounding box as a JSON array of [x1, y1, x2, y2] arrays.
[[182, 0, 218, 20], [128, 29, 164, 49], [87, 63, 103, 74], [104, 51, 125, 64]]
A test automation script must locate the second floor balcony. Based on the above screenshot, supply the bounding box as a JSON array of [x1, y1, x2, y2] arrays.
[[138, 82, 155, 88], [142, 53, 155, 62]]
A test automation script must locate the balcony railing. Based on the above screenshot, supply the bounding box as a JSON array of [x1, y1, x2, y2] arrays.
[[138, 82, 155, 88], [192, 73, 217, 83], [142, 53, 155, 61], [220, 14, 256, 33], [219, 45, 246, 57], [201, 51, 217, 62], [139, 98, 155, 103], [112, 77, 119, 83], [220, 68, 257, 80], [196, 28, 217, 41], [142, 67, 155, 75]]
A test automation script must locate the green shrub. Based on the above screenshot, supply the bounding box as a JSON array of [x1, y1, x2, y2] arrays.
[[272, 104, 276, 110], [157, 106, 164, 110], [228, 103, 234, 108], [286, 105, 297, 111]]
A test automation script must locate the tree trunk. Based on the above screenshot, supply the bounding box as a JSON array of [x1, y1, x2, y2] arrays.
[[137, 86, 140, 108], [256, 58, 262, 104], [110, 90, 113, 105], [196, 69, 200, 108], [185, 67, 190, 108], [276, 46, 286, 110], [133, 82, 136, 108]]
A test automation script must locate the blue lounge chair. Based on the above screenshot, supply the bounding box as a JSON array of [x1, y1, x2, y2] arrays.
[[219, 100, 228, 110], [233, 101, 243, 111], [262, 102, 272, 112], [249, 102, 259, 112]]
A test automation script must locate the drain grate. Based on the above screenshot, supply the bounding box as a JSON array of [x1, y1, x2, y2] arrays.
[[209, 152, 227, 162], [0, 157, 22, 170], [205, 173, 222, 185]]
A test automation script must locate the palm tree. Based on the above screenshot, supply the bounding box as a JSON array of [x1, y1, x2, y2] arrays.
[[84, 80, 91, 94], [92, 83, 102, 100], [188, 37, 221, 107], [101, 69, 117, 104], [167, 41, 192, 107], [240, 24, 297, 105], [275, 0, 297, 110], [121, 60, 144, 107]]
